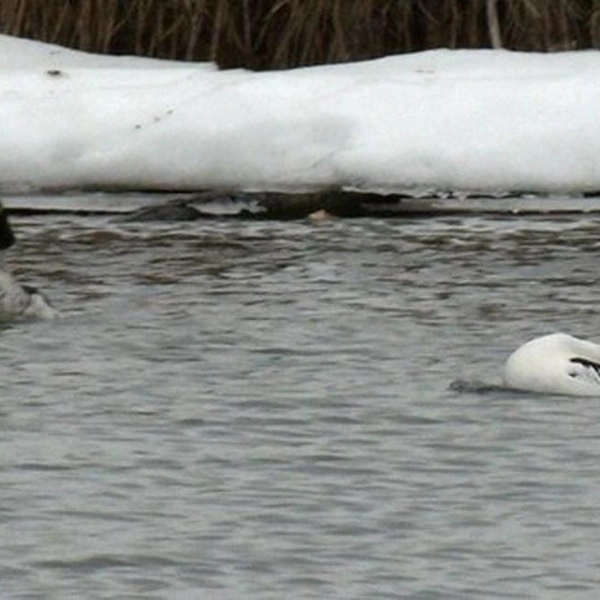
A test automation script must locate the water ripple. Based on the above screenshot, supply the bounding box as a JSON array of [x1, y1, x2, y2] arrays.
[[2, 207, 600, 598]]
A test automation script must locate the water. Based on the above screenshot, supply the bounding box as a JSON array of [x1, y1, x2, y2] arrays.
[[2, 206, 600, 599]]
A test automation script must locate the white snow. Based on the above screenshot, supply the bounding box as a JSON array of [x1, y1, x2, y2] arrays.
[[1, 34, 599, 196]]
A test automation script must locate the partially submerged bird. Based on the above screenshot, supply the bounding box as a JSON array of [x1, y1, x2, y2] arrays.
[[0, 205, 59, 321], [503, 333, 600, 396], [0, 271, 59, 321]]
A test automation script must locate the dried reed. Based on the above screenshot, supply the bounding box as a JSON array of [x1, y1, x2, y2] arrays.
[[0, 0, 597, 69]]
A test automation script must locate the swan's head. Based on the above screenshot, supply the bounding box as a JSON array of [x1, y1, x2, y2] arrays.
[[503, 333, 600, 396]]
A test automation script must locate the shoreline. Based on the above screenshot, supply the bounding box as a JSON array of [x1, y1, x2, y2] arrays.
[[4, 190, 600, 219]]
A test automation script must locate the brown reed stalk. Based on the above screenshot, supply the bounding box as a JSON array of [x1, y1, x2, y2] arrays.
[[487, 0, 503, 48], [183, 0, 207, 61], [591, 0, 600, 46], [4, 0, 28, 37], [92, 0, 128, 54], [133, 0, 152, 56]]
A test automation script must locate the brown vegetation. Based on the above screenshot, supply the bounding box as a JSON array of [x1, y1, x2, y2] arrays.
[[0, 0, 598, 69]]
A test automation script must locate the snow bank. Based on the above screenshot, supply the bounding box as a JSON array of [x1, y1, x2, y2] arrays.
[[1, 34, 599, 195]]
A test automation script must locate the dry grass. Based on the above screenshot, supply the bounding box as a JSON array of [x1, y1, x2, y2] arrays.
[[0, 0, 597, 69]]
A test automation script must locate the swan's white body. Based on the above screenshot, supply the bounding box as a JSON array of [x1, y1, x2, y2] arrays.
[[0, 271, 59, 321], [503, 333, 600, 396]]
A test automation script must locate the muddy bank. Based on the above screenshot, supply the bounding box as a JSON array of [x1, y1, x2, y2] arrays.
[[115, 189, 600, 222], [5, 189, 600, 220], [115, 190, 395, 221]]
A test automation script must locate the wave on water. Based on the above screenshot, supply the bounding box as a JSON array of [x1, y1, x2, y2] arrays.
[[448, 378, 512, 395], [449, 379, 569, 398]]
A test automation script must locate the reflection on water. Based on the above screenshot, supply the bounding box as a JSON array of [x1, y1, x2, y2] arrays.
[[2, 206, 600, 599]]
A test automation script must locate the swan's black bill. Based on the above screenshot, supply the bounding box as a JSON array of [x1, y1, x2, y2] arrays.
[[570, 356, 600, 376]]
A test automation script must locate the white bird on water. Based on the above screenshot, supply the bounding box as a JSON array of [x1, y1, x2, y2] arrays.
[[503, 333, 600, 396], [0, 206, 58, 322]]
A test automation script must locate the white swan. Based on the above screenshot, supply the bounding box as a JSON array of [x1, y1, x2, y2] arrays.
[[503, 333, 600, 396]]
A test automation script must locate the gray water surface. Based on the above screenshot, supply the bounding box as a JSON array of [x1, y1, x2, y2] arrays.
[[2, 208, 600, 599]]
